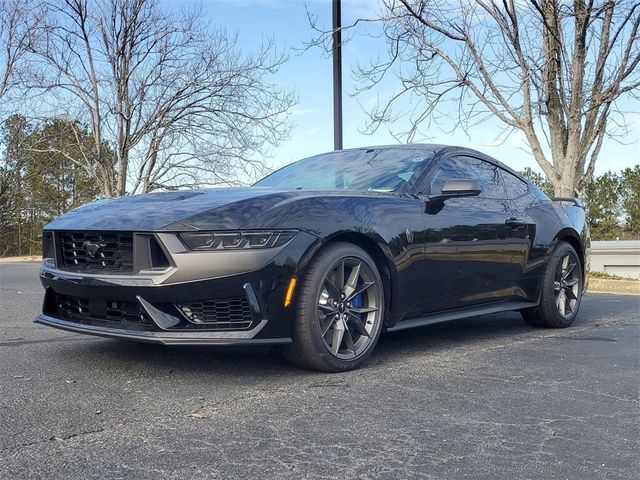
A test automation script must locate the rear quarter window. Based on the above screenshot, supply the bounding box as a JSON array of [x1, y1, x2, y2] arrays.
[[502, 170, 529, 198]]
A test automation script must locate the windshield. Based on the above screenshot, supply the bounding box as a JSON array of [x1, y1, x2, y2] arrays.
[[255, 147, 437, 193]]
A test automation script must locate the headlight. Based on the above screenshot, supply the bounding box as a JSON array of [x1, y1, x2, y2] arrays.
[[180, 230, 298, 251]]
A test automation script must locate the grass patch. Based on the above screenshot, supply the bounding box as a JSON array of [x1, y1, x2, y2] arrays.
[[590, 271, 638, 281]]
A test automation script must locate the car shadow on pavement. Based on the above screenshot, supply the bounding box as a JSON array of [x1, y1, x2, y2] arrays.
[[50, 311, 543, 377]]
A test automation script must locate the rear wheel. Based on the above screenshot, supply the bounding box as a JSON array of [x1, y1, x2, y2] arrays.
[[522, 241, 583, 328], [285, 242, 385, 372]]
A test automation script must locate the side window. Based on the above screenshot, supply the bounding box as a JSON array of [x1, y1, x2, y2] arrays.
[[429, 157, 468, 194], [429, 156, 507, 199], [502, 170, 529, 198]]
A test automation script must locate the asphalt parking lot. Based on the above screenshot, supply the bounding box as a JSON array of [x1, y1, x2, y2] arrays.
[[1, 262, 638, 479]]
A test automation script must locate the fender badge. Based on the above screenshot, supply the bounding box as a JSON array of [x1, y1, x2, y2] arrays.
[[406, 228, 414, 243]]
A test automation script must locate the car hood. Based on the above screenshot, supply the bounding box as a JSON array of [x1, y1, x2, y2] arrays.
[[44, 188, 302, 231], [45, 187, 400, 232]]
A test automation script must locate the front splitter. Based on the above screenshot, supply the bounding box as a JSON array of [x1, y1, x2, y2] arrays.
[[34, 315, 291, 346]]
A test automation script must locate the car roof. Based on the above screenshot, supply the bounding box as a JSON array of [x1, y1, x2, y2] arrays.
[[329, 143, 447, 154], [326, 144, 529, 183]]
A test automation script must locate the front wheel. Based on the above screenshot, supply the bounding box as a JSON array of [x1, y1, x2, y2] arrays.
[[522, 241, 583, 328], [285, 242, 385, 372]]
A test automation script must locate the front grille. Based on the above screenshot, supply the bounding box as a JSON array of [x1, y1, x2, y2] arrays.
[[177, 297, 254, 330], [48, 292, 155, 330], [58, 231, 134, 274]]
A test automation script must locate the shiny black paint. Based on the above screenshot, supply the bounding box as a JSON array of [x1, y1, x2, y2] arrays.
[[39, 144, 590, 341], [420, 195, 529, 312]]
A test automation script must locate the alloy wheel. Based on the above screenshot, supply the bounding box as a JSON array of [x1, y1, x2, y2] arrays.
[[554, 252, 581, 318], [316, 257, 382, 360]]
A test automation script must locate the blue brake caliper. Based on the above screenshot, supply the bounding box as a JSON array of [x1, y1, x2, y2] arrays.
[[351, 293, 363, 308], [349, 291, 363, 337]]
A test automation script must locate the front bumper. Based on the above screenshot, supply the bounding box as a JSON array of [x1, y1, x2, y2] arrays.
[[36, 231, 319, 345]]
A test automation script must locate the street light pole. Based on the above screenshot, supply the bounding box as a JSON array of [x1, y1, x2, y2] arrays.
[[332, 0, 343, 150]]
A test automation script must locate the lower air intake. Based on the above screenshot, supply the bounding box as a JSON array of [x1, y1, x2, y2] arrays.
[[177, 297, 253, 330], [47, 292, 154, 330]]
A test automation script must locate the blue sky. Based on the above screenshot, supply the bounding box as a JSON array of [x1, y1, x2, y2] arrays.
[[177, 0, 640, 176]]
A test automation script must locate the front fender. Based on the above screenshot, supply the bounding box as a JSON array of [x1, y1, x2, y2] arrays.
[[252, 194, 427, 322]]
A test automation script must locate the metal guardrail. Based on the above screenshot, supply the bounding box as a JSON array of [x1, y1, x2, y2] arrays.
[[590, 240, 640, 280]]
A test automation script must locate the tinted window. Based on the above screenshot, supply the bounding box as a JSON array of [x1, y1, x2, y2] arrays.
[[255, 148, 437, 193], [502, 170, 529, 198], [430, 156, 506, 199]]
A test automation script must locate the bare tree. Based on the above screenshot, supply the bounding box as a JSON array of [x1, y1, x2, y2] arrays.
[[0, 0, 41, 101], [311, 0, 640, 197], [29, 0, 295, 197]]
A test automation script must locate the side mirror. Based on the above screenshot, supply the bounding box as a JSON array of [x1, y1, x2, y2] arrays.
[[425, 179, 481, 214], [439, 179, 481, 198]]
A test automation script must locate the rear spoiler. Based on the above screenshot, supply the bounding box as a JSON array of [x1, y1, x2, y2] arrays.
[[551, 197, 583, 208]]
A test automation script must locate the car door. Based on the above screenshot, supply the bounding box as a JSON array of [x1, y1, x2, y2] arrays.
[[419, 155, 523, 312]]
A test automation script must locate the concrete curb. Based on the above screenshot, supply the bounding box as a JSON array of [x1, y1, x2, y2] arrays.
[[0, 256, 42, 263], [588, 277, 640, 295]]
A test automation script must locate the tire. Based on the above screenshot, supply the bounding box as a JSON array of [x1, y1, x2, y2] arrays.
[[522, 241, 583, 328], [284, 242, 385, 372]]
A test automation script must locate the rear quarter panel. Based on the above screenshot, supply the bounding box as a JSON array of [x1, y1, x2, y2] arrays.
[[524, 196, 590, 297]]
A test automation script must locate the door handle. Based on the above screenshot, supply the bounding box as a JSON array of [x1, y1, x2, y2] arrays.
[[505, 218, 526, 229]]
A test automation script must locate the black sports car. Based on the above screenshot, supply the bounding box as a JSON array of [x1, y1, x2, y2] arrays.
[[37, 144, 590, 371]]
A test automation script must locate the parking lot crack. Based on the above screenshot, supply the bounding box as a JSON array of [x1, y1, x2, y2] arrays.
[[1, 426, 108, 454], [0, 335, 89, 347]]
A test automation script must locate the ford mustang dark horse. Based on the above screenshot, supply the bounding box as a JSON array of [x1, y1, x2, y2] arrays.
[[37, 145, 590, 371]]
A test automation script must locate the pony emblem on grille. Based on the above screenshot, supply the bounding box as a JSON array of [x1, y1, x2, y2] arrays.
[[82, 240, 106, 259]]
